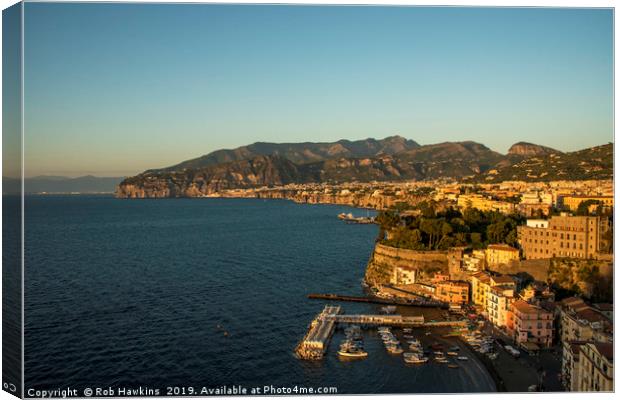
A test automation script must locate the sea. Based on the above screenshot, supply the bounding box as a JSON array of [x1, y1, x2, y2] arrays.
[[21, 195, 496, 394]]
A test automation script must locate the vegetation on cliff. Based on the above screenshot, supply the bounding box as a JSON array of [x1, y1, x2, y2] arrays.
[[376, 202, 525, 251], [547, 258, 613, 303]]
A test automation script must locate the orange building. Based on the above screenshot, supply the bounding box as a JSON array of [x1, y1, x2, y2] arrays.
[[434, 281, 469, 305]]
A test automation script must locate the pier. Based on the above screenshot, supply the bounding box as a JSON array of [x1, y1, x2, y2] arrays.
[[295, 305, 342, 360], [307, 293, 448, 309], [296, 305, 468, 360]]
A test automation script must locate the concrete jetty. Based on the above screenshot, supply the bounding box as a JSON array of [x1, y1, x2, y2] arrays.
[[295, 305, 342, 360]]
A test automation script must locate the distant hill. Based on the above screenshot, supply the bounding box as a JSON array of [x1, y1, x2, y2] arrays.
[[116, 137, 613, 198], [472, 143, 613, 183], [3, 175, 124, 194], [153, 135, 420, 172], [507, 142, 561, 157]]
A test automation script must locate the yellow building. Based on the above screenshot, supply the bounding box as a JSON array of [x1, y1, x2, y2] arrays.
[[562, 195, 613, 212], [576, 342, 613, 391], [470, 272, 516, 313], [485, 244, 520, 267], [457, 194, 516, 214], [470, 272, 491, 308]]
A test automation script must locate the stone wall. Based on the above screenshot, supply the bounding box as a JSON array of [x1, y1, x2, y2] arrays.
[[364, 243, 449, 286]]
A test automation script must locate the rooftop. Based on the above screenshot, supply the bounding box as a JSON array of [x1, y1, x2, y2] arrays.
[[593, 342, 613, 362], [487, 243, 519, 252], [512, 299, 550, 315]]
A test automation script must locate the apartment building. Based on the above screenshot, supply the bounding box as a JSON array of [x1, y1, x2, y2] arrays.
[[561, 195, 614, 212], [562, 340, 586, 391], [470, 272, 516, 313], [457, 194, 516, 214], [470, 272, 491, 308], [507, 300, 554, 348], [517, 215, 608, 259], [576, 342, 614, 391], [487, 285, 515, 328], [485, 244, 520, 267], [434, 281, 469, 305], [558, 297, 612, 344]]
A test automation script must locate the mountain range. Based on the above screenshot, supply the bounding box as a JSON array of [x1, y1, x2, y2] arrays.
[[116, 136, 613, 198]]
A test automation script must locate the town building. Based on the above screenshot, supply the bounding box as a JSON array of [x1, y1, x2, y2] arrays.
[[434, 281, 469, 305], [575, 342, 613, 391], [485, 244, 520, 267], [391, 266, 416, 285], [561, 195, 614, 212], [517, 215, 609, 259], [562, 340, 586, 391], [557, 297, 612, 344], [457, 194, 516, 214], [506, 299, 554, 348], [470, 272, 516, 314], [487, 285, 515, 328]]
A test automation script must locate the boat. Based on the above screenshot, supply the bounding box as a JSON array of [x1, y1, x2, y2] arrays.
[[403, 328, 413, 333], [338, 339, 368, 358], [448, 364, 459, 368], [436, 358, 449, 363], [338, 347, 368, 358], [433, 351, 444, 356], [387, 345, 404, 354], [447, 351, 458, 356], [404, 353, 428, 364], [457, 356, 468, 361]]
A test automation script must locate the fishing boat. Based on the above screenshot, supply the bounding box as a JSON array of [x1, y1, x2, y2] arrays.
[[447, 351, 458, 356], [457, 356, 468, 361]]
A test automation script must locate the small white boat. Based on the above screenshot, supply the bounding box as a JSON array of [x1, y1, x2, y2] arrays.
[[457, 356, 468, 361]]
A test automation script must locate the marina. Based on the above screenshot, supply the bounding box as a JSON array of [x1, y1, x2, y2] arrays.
[[296, 304, 468, 360]]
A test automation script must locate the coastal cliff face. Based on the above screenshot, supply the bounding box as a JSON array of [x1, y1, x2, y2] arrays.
[[364, 243, 449, 287], [116, 156, 304, 198]]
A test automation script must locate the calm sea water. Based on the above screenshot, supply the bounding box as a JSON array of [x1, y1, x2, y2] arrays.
[[23, 196, 495, 394]]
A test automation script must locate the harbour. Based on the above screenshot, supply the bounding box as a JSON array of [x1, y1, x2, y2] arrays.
[[296, 305, 468, 360]]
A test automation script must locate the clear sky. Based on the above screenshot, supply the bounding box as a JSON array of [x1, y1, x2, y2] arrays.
[[21, 3, 613, 177]]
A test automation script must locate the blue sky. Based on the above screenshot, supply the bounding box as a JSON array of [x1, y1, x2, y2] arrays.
[[22, 4, 613, 177]]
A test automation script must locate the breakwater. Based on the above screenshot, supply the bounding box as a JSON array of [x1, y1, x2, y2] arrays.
[[307, 293, 448, 308]]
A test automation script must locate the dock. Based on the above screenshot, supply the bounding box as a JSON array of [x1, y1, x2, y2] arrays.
[[328, 314, 467, 328], [295, 305, 468, 360], [295, 305, 342, 360], [307, 293, 448, 309]]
